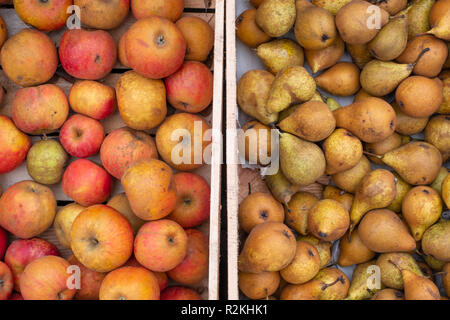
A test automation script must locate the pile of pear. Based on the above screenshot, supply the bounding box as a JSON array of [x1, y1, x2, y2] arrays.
[[236, 0, 450, 300]]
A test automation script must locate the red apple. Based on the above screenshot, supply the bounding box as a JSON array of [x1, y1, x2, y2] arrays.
[[100, 127, 158, 179], [125, 16, 186, 79], [131, 0, 184, 21], [67, 255, 106, 300], [59, 29, 117, 80], [0, 116, 31, 174], [0, 261, 13, 300], [62, 159, 113, 206], [59, 114, 105, 158], [168, 172, 211, 228], [165, 61, 214, 113], [123, 256, 168, 291], [160, 286, 202, 300], [20, 256, 76, 300], [4, 238, 60, 292], [0, 180, 57, 239], [134, 219, 188, 272], [0, 227, 7, 260]]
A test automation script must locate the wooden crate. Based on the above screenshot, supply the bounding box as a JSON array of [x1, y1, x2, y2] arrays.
[[0, 0, 224, 300]]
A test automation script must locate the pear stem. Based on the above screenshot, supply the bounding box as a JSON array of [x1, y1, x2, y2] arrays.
[[411, 47, 430, 67], [321, 276, 345, 291], [388, 259, 403, 271], [248, 182, 252, 195], [363, 151, 383, 159]]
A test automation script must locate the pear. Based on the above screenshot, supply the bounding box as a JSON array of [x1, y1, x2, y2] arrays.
[[386, 173, 412, 212], [278, 101, 336, 142], [371, 288, 405, 300], [313, 268, 350, 300], [402, 186, 443, 241], [279, 133, 326, 186], [373, 0, 408, 15], [358, 209, 417, 253], [365, 133, 410, 165], [255, 0, 296, 37], [332, 155, 371, 194], [238, 222, 297, 273], [395, 75, 443, 118], [376, 252, 424, 289], [429, 0, 450, 26], [335, 0, 389, 45], [315, 62, 361, 96], [298, 235, 332, 269], [368, 15, 408, 61], [426, 10, 450, 40], [353, 88, 374, 102], [280, 241, 321, 284], [236, 9, 271, 48], [308, 199, 350, 241], [333, 97, 396, 143], [424, 115, 450, 162], [346, 43, 372, 69], [392, 102, 429, 136], [264, 169, 302, 204], [294, 0, 337, 50], [430, 166, 449, 194], [402, 0, 435, 39], [323, 96, 341, 111], [280, 280, 323, 300], [349, 169, 397, 231], [250, 0, 265, 8], [237, 70, 278, 125], [241, 120, 273, 166], [323, 129, 363, 175], [381, 141, 443, 185], [389, 260, 441, 300], [257, 39, 304, 75], [323, 185, 354, 212], [285, 192, 319, 235], [443, 263, 450, 297], [338, 230, 375, 267], [312, 0, 353, 15], [267, 66, 316, 113], [424, 254, 446, 271], [443, 175, 450, 208], [346, 261, 384, 300], [305, 36, 345, 73], [421, 219, 450, 262], [438, 72, 450, 114], [238, 271, 280, 300]]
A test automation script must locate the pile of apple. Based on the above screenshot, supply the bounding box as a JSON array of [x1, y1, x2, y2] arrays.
[[0, 0, 214, 300]]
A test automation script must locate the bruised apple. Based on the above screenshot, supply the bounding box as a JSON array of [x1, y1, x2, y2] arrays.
[[131, 0, 184, 22], [13, 0, 72, 31], [0, 115, 31, 174], [176, 16, 214, 62], [67, 255, 106, 300], [107, 193, 146, 234], [53, 203, 86, 249], [74, 0, 130, 30], [70, 205, 134, 272], [0, 181, 56, 239], [161, 286, 202, 300], [0, 261, 13, 300]]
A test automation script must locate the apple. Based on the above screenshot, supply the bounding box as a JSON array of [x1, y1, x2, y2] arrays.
[[131, 0, 184, 22], [118, 31, 129, 67], [9, 293, 23, 300], [5, 238, 60, 292], [107, 193, 146, 234], [0, 261, 13, 300], [74, 0, 130, 30], [14, 0, 72, 31], [0, 29, 57, 87], [167, 229, 209, 285], [160, 286, 202, 300], [123, 256, 168, 291], [99, 266, 160, 300], [0, 227, 7, 259], [0, 16, 6, 49], [176, 16, 214, 62], [0, 180, 57, 239], [0, 115, 31, 174], [165, 61, 214, 113], [59, 29, 117, 80], [62, 159, 113, 206], [100, 127, 158, 180], [69, 80, 117, 120], [20, 256, 76, 300], [168, 172, 210, 228], [67, 255, 106, 300], [53, 203, 86, 249], [134, 219, 188, 272], [59, 114, 105, 158], [125, 16, 186, 79], [12, 84, 69, 135], [121, 159, 177, 221], [70, 205, 134, 272]]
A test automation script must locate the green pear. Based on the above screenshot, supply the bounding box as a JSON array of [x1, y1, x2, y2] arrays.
[[368, 15, 408, 61], [376, 253, 423, 290], [257, 39, 304, 75], [256, 0, 296, 37], [346, 261, 384, 300], [422, 219, 450, 262]]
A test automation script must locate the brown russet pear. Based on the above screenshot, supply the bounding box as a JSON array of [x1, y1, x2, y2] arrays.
[[332, 155, 371, 193], [280, 280, 323, 300], [346, 43, 372, 69], [395, 75, 443, 118], [365, 133, 410, 165], [237, 70, 278, 125], [267, 66, 316, 113], [278, 101, 336, 142], [442, 175, 450, 208], [424, 115, 450, 162], [358, 209, 416, 253], [308, 199, 350, 241], [294, 0, 337, 50], [375, 0, 408, 15], [353, 88, 374, 102], [443, 263, 450, 297], [368, 15, 408, 61], [255, 0, 296, 37], [299, 235, 332, 269], [312, 0, 353, 15], [421, 219, 450, 262], [305, 36, 345, 73], [381, 141, 443, 185], [238, 222, 297, 273], [323, 186, 354, 212], [429, 0, 450, 26], [279, 133, 326, 186], [349, 169, 397, 231], [264, 169, 302, 204], [241, 120, 273, 166], [402, 186, 443, 241], [333, 97, 396, 143], [371, 288, 405, 300], [238, 271, 280, 300], [346, 261, 383, 300], [403, 0, 435, 39], [438, 72, 450, 114], [376, 252, 424, 289], [285, 192, 319, 235], [338, 230, 375, 267], [280, 241, 321, 284], [392, 102, 429, 136], [335, 0, 389, 45], [389, 260, 441, 300], [238, 192, 285, 233], [315, 62, 361, 96], [426, 9, 450, 40], [323, 129, 363, 175], [313, 268, 350, 300], [387, 173, 412, 212], [257, 39, 304, 75], [430, 166, 449, 194], [236, 9, 271, 48]]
